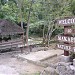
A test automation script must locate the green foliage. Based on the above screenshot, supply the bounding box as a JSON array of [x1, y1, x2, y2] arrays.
[[29, 21, 48, 36], [1, 0, 7, 5], [52, 29, 64, 36], [0, 0, 75, 37], [0, 0, 18, 21], [70, 0, 75, 15]]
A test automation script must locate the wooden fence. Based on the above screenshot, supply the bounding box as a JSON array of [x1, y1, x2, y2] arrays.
[[0, 39, 24, 50]]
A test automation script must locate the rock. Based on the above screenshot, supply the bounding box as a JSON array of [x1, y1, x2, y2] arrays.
[[49, 63, 58, 69], [73, 59, 75, 66], [56, 62, 74, 75], [40, 67, 58, 75], [60, 55, 70, 63]]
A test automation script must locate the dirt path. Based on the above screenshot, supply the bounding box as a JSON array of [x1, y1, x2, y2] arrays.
[[0, 51, 44, 75], [0, 45, 62, 75]]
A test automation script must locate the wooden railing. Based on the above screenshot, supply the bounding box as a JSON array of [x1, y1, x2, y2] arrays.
[[0, 39, 24, 50]]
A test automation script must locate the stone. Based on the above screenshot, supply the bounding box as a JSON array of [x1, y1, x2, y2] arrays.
[[73, 59, 75, 66], [40, 67, 58, 75], [56, 62, 74, 75], [49, 63, 58, 69], [60, 55, 70, 63]]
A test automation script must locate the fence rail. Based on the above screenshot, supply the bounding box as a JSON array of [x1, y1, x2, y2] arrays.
[[0, 39, 23, 50]]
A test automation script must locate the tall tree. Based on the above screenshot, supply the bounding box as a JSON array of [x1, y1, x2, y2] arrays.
[[26, 0, 34, 46]]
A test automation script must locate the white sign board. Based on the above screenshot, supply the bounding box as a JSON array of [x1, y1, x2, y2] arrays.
[[57, 35, 75, 43], [57, 44, 75, 52], [58, 18, 75, 25]]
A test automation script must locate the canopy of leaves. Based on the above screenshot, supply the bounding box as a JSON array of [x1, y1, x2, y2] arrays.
[[0, 0, 75, 36]]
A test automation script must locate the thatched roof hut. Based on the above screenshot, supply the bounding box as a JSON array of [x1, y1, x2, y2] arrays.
[[0, 19, 24, 35]]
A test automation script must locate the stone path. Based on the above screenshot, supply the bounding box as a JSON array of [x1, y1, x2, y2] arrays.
[[18, 49, 63, 62]]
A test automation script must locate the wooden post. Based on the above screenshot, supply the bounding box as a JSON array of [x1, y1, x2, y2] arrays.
[[64, 50, 69, 56], [20, 33, 25, 53], [64, 26, 72, 56], [57, 17, 75, 62]]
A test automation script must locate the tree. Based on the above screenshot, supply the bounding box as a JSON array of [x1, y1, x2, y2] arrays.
[[26, 0, 34, 46], [0, 0, 74, 47]]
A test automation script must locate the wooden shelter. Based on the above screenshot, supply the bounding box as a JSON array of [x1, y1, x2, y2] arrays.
[[0, 19, 24, 51], [0, 19, 24, 35]]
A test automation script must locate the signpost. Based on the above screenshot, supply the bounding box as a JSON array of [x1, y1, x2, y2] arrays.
[[57, 44, 75, 52], [64, 27, 72, 34], [57, 35, 75, 44], [57, 17, 75, 57], [58, 17, 75, 25], [64, 27, 75, 35]]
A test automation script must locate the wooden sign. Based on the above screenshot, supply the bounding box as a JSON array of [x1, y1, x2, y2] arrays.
[[64, 28, 72, 34], [64, 28, 75, 34], [57, 35, 75, 44], [57, 17, 75, 25], [57, 17, 75, 55], [57, 43, 75, 52]]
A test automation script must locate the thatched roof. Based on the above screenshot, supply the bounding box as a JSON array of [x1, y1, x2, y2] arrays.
[[0, 19, 24, 35]]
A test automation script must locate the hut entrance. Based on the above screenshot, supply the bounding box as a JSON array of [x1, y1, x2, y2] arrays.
[[0, 19, 24, 52]]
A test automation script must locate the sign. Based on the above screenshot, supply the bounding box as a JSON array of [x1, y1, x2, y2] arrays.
[[57, 35, 75, 43], [58, 17, 75, 25], [57, 44, 75, 52], [64, 27, 75, 34], [57, 17, 75, 55], [64, 28, 73, 34]]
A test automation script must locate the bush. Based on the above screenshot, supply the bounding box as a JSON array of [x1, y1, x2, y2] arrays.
[[52, 29, 64, 37]]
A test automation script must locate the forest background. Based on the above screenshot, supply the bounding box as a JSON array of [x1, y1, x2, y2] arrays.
[[0, 0, 75, 46]]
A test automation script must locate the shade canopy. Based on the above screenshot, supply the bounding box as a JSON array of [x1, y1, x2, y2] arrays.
[[0, 19, 24, 35]]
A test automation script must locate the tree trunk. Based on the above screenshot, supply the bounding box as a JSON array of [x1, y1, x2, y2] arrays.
[[26, 0, 33, 48], [42, 24, 45, 45], [47, 21, 55, 47]]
